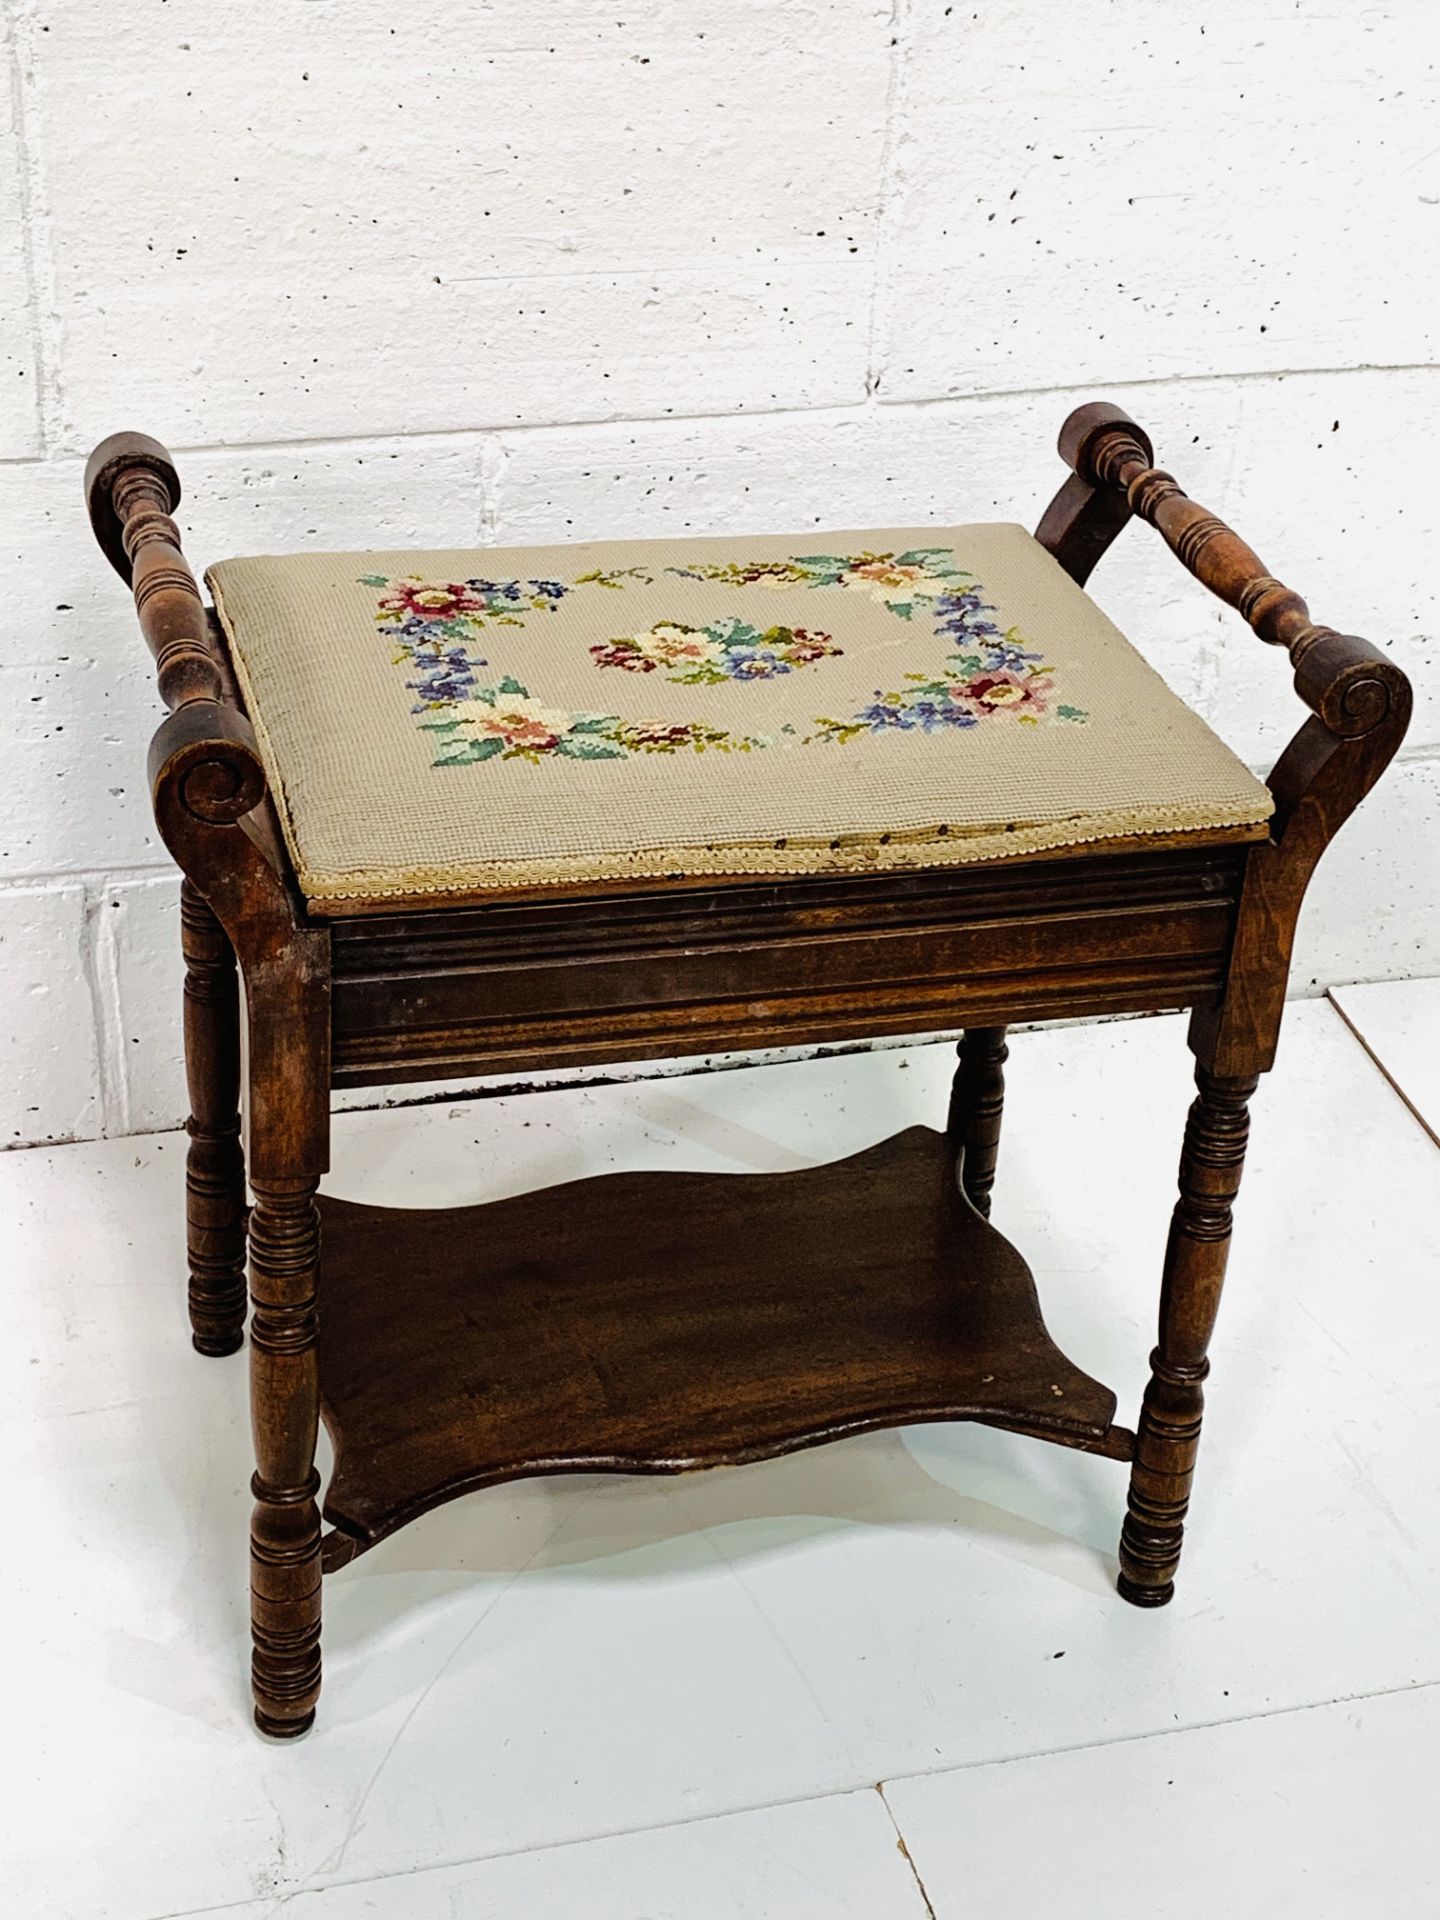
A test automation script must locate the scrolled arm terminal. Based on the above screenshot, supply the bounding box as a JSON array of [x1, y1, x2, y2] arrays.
[[1055, 402, 1411, 744], [1045, 400, 1412, 1075], [86, 432, 267, 829]]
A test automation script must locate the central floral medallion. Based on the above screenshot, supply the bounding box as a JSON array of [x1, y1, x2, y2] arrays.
[[590, 618, 843, 684], [361, 547, 1087, 766]]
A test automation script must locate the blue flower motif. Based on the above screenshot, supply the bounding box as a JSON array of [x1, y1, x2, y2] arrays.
[[914, 698, 980, 731], [405, 641, 489, 708], [727, 649, 790, 679], [933, 589, 1005, 644], [461, 576, 569, 606], [858, 695, 980, 733], [979, 639, 1044, 672]]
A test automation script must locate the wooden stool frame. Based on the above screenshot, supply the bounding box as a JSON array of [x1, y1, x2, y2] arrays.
[[86, 402, 1411, 1737]]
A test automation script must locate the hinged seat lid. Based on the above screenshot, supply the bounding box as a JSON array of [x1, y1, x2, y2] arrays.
[[207, 521, 1273, 910]]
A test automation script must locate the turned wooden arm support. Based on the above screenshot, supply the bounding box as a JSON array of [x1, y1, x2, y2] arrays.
[[1052, 402, 1411, 747], [1040, 403, 1413, 1073], [85, 432, 266, 826]]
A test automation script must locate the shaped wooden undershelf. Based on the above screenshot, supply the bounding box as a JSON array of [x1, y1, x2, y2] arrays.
[[317, 1126, 1128, 1567]]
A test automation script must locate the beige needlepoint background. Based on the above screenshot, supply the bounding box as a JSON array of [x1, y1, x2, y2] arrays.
[[208, 522, 1273, 905]]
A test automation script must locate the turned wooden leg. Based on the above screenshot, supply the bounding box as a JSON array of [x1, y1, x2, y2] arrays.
[[947, 1027, 1008, 1218], [181, 879, 248, 1355], [1118, 1063, 1259, 1607], [249, 1175, 323, 1736]]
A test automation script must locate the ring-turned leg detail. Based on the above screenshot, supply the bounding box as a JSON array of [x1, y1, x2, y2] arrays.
[[249, 1177, 323, 1737], [181, 879, 247, 1355], [1118, 1064, 1259, 1607], [948, 1027, 1009, 1218]]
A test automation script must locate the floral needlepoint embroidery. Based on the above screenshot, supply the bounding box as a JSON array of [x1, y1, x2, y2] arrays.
[[573, 566, 657, 590], [667, 546, 970, 620], [364, 572, 568, 710], [362, 546, 1087, 767], [418, 675, 769, 765], [807, 634, 1078, 744], [590, 618, 842, 684]]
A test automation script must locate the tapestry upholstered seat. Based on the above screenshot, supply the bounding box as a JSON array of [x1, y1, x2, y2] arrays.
[[206, 523, 1273, 908], [88, 402, 1411, 1737]]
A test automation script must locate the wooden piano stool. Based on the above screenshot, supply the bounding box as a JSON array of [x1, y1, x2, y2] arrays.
[[85, 401, 1411, 1736]]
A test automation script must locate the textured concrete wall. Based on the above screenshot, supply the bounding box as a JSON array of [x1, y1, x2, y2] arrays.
[[2, 1, 1436, 1145]]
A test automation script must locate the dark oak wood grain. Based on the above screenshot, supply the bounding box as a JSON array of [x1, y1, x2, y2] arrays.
[[88, 399, 1412, 1732], [317, 1128, 1120, 1560], [88, 435, 331, 1738], [180, 878, 247, 1355], [1050, 401, 1411, 1596], [1118, 1066, 1257, 1605], [327, 845, 1252, 1086], [247, 1175, 324, 1737], [948, 1028, 1008, 1218]]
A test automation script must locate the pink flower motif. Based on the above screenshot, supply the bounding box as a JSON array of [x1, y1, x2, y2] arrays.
[[646, 624, 713, 664], [948, 670, 1051, 719], [589, 642, 657, 673], [785, 628, 837, 665], [380, 580, 486, 621]]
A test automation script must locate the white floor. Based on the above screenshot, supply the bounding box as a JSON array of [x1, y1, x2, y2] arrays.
[[4, 992, 1439, 1919]]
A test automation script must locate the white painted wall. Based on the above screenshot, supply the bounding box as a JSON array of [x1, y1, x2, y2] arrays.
[[2, 0, 1436, 1146]]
